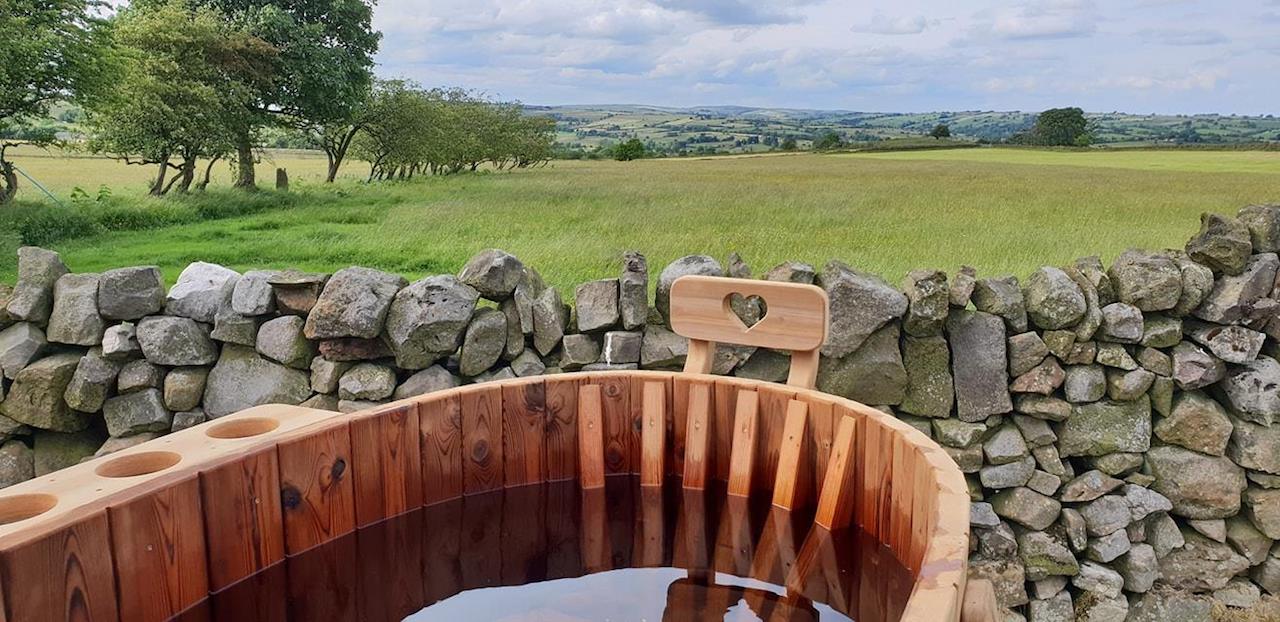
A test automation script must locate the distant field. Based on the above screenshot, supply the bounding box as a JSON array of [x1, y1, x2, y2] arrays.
[[1, 148, 1277, 290]]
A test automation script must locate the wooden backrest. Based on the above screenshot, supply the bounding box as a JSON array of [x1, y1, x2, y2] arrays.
[[669, 275, 829, 388]]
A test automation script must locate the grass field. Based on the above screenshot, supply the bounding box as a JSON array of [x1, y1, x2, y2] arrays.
[[1, 147, 1277, 290]]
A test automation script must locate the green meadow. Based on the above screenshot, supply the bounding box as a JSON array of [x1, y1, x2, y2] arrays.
[[2, 147, 1278, 290]]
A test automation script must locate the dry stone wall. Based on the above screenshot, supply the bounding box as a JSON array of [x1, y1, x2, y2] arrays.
[[1, 205, 1280, 620]]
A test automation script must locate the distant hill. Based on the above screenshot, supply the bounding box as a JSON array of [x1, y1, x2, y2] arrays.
[[526, 104, 1280, 156]]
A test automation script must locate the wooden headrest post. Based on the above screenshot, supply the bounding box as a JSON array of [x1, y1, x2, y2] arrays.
[[669, 276, 830, 389]]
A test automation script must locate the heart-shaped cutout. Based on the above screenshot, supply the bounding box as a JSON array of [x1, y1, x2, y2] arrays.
[[726, 293, 768, 329]]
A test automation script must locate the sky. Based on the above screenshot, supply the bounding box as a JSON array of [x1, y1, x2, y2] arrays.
[[371, 0, 1280, 114]]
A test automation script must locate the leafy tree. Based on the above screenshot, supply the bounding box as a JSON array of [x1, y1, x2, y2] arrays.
[[613, 138, 646, 161], [0, 0, 107, 203], [1026, 107, 1092, 146], [930, 124, 951, 139], [86, 0, 274, 195], [780, 137, 798, 151], [189, 0, 380, 189], [812, 131, 843, 151]]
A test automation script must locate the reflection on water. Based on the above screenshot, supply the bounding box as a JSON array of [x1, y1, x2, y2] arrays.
[[174, 477, 913, 622]]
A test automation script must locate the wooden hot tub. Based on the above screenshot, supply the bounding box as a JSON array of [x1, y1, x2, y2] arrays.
[[0, 276, 979, 622]]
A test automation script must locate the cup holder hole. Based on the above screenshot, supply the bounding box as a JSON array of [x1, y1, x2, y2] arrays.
[[94, 451, 182, 478], [206, 417, 281, 439], [0, 494, 57, 526]]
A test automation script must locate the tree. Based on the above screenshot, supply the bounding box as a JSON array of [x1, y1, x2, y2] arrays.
[[0, 0, 107, 203], [190, 0, 380, 189], [613, 138, 646, 161], [1026, 107, 1092, 146], [930, 124, 951, 139], [86, 0, 274, 195], [780, 137, 798, 151], [812, 131, 843, 151]]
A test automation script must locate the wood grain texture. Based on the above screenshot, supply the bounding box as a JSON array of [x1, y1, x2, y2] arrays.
[[421, 499, 463, 606], [814, 415, 857, 531], [668, 276, 829, 352], [285, 532, 356, 622], [640, 381, 667, 487], [727, 389, 760, 498], [461, 386, 504, 494], [501, 484, 547, 586], [544, 483, 583, 580], [755, 384, 796, 495], [200, 446, 285, 591], [801, 394, 837, 500], [544, 377, 580, 482], [0, 511, 118, 622], [577, 384, 606, 489], [580, 488, 611, 573], [419, 394, 464, 506], [351, 403, 423, 526], [502, 379, 547, 487], [108, 476, 208, 621], [681, 382, 713, 489], [460, 492, 502, 590], [356, 509, 425, 621], [713, 380, 737, 482], [639, 486, 665, 568], [593, 374, 631, 474], [277, 422, 355, 554], [772, 399, 810, 511]]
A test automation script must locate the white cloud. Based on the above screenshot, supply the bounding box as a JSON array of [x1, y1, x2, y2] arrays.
[[852, 12, 937, 35]]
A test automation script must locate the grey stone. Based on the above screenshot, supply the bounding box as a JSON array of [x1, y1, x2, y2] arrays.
[[1015, 394, 1071, 421], [1244, 487, 1280, 539], [117, 359, 164, 394], [231, 270, 276, 316], [210, 309, 258, 346], [1123, 484, 1173, 522], [101, 322, 139, 360], [1105, 367, 1154, 401], [1158, 528, 1251, 591], [1033, 444, 1068, 478], [392, 365, 459, 399], [1186, 212, 1253, 275], [1064, 264, 1103, 341], [458, 249, 525, 300], [1060, 470, 1124, 503], [1253, 553, 1280, 595], [1170, 253, 1216, 317], [990, 487, 1061, 530], [1063, 365, 1106, 403], [202, 345, 311, 418], [1185, 321, 1266, 364], [136, 316, 217, 367], [985, 425, 1029, 464], [1146, 445, 1247, 519], [171, 408, 207, 432], [561, 334, 602, 370], [0, 440, 34, 489], [47, 273, 104, 346], [1171, 341, 1226, 389], [973, 275, 1027, 332], [385, 275, 480, 368], [763, 261, 815, 284], [981, 455, 1036, 489], [1024, 267, 1087, 330], [1073, 561, 1124, 598], [944, 445, 982, 472], [459, 308, 506, 377], [1127, 587, 1212, 621], [1064, 340, 1097, 365], [509, 350, 546, 377], [1188, 518, 1227, 542], [1058, 508, 1088, 551], [1018, 530, 1078, 580], [338, 363, 397, 401], [1239, 203, 1280, 252], [473, 367, 517, 383], [63, 349, 120, 412], [1219, 356, 1280, 426], [1086, 528, 1130, 562], [1155, 391, 1232, 456], [949, 266, 976, 307], [968, 557, 1028, 608], [33, 428, 102, 476], [1027, 470, 1060, 495], [1075, 594, 1128, 622], [899, 335, 953, 418], [1250, 472, 1280, 489], [1009, 358, 1064, 395], [5, 247, 68, 323], [1076, 256, 1116, 305], [298, 394, 338, 412], [1097, 302, 1142, 343], [1110, 250, 1183, 312], [1041, 330, 1075, 359], [163, 367, 207, 412], [165, 262, 238, 323], [1149, 375, 1174, 416], [817, 261, 906, 357], [255, 316, 314, 369], [640, 325, 686, 368], [95, 432, 162, 457], [901, 269, 948, 337], [500, 298, 525, 361], [1094, 342, 1137, 370], [0, 323, 47, 380], [1028, 591, 1072, 622], [1087, 452, 1145, 477], [933, 419, 987, 447], [1008, 332, 1048, 377], [1135, 346, 1172, 376], [1194, 252, 1279, 323], [1229, 415, 1280, 474], [1081, 495, 1132, 536], [971, 502, 1000, 528], [0, 353, 85, 431], [1141, 314, 1183, 348], [1225, 515, 1274, 566], [1214, 577, 1261, 609], [1058, 397, 1151, 457], [656, 255, 723, 324], [816, 324, 906, 405], [531, 286, 567, 356], [1146, 512, 1185, 558], [947, 310, 1012, 421], [601, 331, 641, 365], [1012, 415, 1055, 447], [98, 266, 164, 320], [267, 270, 327, 316], [337, 399, 384, 413], [103, 389, 171, 436], [734, 349, 790, 383], [304, 267, 405, 340], [1115, 543, 1158, 592], [619, 251, 648, 330], [574, 279, 619, 332]]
